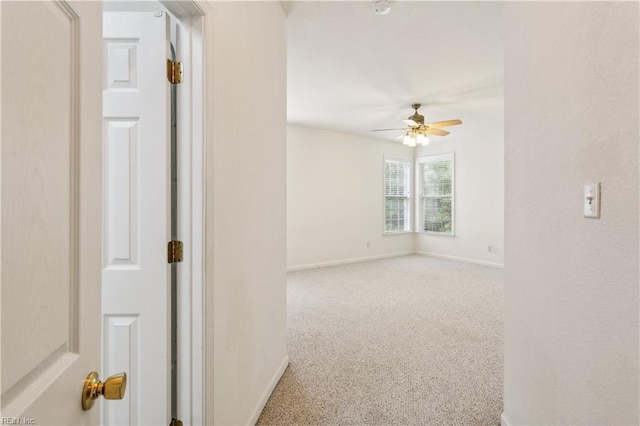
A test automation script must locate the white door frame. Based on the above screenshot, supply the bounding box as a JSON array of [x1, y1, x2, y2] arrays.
[[159, 2, 207, 425], [100, 1, 207, 424]]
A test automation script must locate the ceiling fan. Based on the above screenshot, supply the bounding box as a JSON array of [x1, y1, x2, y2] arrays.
[[372, 104, 462, 147]]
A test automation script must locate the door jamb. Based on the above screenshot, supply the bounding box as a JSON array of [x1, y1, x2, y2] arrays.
[[160, 2, 207, 424]]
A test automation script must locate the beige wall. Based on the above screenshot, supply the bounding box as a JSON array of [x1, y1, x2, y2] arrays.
[[206, 2, 288, 424], [503, 3, 639, 424], [287, 125, 414, 269]]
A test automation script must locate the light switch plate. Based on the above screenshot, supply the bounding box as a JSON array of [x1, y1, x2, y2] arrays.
[[584, 183, 600, 218]]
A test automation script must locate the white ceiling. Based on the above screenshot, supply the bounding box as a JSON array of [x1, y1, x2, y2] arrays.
[[285, 1, 504, 143]]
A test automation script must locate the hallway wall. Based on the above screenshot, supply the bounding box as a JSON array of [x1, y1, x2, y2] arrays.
[[503, 3, 639, 424], [206, 2, 288, 424]]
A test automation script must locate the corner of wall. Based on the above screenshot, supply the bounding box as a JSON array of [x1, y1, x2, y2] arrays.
[[247, 356, 290, 425], [500, 412, 512, 426]]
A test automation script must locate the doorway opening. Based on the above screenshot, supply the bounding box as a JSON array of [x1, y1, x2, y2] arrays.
[[101, 2, 205, 425]]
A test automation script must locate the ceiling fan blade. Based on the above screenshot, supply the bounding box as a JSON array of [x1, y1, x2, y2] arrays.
[[371, 128, 407, 132], [403, 119, 418, 127], [428, 119, 462, 128], [425, 127, 450, 136]]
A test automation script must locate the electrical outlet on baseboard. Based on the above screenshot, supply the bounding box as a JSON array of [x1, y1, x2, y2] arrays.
[[366, 241, 370, 248], [487, 245, 498, 254]]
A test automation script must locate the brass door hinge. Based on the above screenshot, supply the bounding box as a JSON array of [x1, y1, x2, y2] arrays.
[[167, 59, 183, 84], [169, 418, 183, 426], [168, 240, 183, 263]]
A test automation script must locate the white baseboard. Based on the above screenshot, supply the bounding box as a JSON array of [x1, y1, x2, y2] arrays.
[[248, 355, 289, 425], [415, 251, 504, 268], [501, 412, 512, 426], [287, 252, 414, 272]]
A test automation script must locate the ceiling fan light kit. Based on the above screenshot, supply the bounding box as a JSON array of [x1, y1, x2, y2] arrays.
[[371, 103, 463, 147], [403, 131, 429, 147], [372, 0, 391, 15]]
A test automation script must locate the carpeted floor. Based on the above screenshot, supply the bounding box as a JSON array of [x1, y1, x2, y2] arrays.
[[257, 255, 504, 426]]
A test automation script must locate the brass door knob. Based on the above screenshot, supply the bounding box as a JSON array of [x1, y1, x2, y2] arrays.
[[81, 372, 127, 410]]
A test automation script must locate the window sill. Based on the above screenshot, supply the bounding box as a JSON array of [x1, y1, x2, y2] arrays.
[[382, 231, 456, 237], [417, 231, 455, 237], [383, 230, 413, 236]]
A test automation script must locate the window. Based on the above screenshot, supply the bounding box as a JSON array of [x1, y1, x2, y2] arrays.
[[384, 157, 411, 233], [417, 153, 454, 235]]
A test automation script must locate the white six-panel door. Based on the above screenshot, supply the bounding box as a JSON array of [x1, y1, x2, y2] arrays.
[[1, 1, 103, 424], [102, 11, 171, 426]]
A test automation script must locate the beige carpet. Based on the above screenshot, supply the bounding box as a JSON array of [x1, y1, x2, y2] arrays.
[[257, 255, 504, 426]]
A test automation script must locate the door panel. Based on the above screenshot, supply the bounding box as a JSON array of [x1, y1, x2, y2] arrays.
[[1, 1, 102, 424], [102, 12, 170, 426]]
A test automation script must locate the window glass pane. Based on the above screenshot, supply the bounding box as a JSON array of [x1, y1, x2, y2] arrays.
[[421, 160, 452, 196], [419, 155, 454, 234], [385, 197, 408, 232], [384, 159, 410, 232], [385, 161, 408, 196], [422, 197, 452, 233]]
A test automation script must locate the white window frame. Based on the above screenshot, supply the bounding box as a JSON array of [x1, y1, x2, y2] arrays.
[[416, 153, 455, 236], [383, 156, 412, 234]]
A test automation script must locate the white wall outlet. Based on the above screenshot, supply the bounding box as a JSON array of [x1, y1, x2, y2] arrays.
[[583, 183, 601, 218], [366, 241, 370, 248]]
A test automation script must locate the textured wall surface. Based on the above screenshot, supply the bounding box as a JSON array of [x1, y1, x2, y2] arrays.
[[207, 2, 288, 424], [503, 3, 639, 424]]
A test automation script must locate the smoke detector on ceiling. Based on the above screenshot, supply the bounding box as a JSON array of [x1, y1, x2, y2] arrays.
[[372, 0, 391, 15]]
